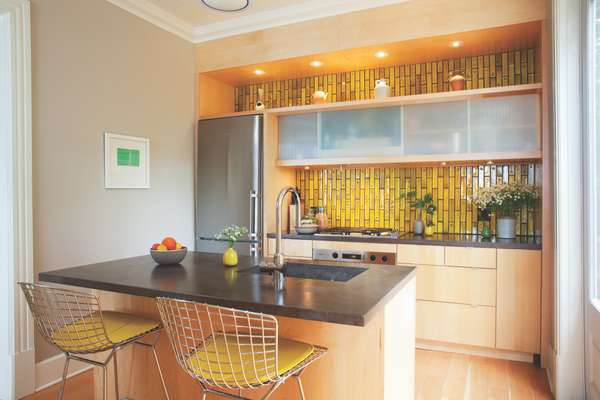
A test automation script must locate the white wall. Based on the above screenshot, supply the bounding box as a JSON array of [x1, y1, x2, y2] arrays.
[[31, 0, 196, 362]]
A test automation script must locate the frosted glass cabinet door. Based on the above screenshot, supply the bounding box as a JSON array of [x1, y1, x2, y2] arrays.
[[469, 94, 539, 153], [279, 113, 318, 160], [319, 107, 402, 157], [403, 101, 468, 155]]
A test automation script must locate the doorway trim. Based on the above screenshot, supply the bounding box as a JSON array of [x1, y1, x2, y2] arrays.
[[0, 0, 34, 398]]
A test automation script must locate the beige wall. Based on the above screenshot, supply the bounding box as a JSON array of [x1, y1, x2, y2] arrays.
[[31, 0, 196, 362], [195, 0, 546, 72]]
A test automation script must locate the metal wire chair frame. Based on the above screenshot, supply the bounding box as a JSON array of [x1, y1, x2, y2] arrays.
[[18, 282, 171, 400], [156, 297, 327, 400]]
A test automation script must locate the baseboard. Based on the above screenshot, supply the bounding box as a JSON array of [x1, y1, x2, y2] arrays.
[[35, 353, 93, 392], [544, 342, 556, 396], [14, 349, 35, 399], [416, 339, 534, 363]]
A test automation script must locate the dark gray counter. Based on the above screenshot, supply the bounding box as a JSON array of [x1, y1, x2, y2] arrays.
[[39, 252, 415, 327], [267, 232, 542, 250]]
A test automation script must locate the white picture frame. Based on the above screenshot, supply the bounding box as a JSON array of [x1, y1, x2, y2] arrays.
[[104, 132, 150, 189]]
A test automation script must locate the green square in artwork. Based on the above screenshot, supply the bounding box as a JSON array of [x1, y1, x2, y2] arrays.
[[117, 148, 140, 167]]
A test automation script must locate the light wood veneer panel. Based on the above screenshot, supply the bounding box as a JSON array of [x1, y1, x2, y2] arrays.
[[416, 300, 496, 348], [416, 265, 496, 306], [397, 244, 445, 266], [266, 238, 312, 258], [445, 246, 497, 269], [496, 249, 541, 353]]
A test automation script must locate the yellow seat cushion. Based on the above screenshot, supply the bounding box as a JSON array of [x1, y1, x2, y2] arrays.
[[185, 335, 314, 386], [51, 311, 160, 353]]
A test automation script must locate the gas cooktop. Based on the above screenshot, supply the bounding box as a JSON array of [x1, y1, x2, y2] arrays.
[[314, 228, 399, 239]]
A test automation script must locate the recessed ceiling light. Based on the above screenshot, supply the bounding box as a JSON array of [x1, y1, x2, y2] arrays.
[[201, 0, 250, 12], [486, 160, 494, 165], [309, 60, 323, 67], [253, 69, 265, 76], [449, 40, 464, 48], [375, 50, 389, 58]]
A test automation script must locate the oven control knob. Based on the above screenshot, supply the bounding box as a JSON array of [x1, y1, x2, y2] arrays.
[[370, 255, 377, 262], [332, 252, 339, 259], [382, 256, 388, 263]]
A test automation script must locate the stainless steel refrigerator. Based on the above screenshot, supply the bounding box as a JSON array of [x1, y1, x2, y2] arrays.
[[195, 115, 263, 256]]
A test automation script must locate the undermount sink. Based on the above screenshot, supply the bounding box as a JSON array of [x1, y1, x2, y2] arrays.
[[251, 262, 367, 282]]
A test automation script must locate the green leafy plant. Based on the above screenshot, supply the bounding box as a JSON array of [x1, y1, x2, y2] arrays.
[[473, 182, 539, 217], [403, 191, 437, 226], [215, 225, 249, 248]]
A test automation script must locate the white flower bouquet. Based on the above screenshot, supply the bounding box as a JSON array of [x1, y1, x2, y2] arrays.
[[474, 182, 539, 217]]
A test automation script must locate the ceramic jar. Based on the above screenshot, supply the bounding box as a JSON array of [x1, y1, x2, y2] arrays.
[[312, 91, 328, 104], [414, 219, 424, 235], [374, 79, 391, 99], [496, 216, 517, 239], [449, 73, 465, 91]]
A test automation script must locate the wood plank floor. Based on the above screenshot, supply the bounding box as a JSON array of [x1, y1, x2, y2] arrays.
[[21, 349, 553, 400], [416, 350, 553, 400]]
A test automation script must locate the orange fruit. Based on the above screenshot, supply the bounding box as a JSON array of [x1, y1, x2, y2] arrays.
[[162, 237, 177, 250], [156, 244, 168, 251], [151, 243, 160, 250]]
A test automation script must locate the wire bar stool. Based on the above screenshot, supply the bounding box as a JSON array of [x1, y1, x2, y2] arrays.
[[19, 282, 171, 400], [156, 297, 327, 400]]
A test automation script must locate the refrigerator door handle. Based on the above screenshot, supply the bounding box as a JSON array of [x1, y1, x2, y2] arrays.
[[249, 190, 259, 254]]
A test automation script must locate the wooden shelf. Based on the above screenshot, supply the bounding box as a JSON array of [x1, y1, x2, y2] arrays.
[[198, 83, 542, 120]]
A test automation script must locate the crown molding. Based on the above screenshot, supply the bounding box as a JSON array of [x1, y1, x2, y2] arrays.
[[105, 0, 195, 42], [105, 0, 411, 44], [192, 0, 411, 42]]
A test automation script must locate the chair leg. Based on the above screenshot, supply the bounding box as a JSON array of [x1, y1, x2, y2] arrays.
[[113, 350, 120, 400], [102, 364, 107, 400], [295, 375, 306, 400], [260, 381, 284, 400], [56, 355, 70, 400], [151, 341, 170, 400]]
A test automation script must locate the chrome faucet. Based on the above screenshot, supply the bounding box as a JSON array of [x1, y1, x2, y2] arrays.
[[274, 186, 301, 270]]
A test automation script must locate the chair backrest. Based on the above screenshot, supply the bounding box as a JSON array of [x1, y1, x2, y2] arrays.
[[156, 297, 279, 389], [18, 282, 112, 354]]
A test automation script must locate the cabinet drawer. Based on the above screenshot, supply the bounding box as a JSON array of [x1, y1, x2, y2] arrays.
[[313, 241, 396, 253], [416, 265, 496, 306], [266, 239, 312, 258], [445, 247, 496, 269], [396, 244, 444, 266], [416, 300, 496, 348]]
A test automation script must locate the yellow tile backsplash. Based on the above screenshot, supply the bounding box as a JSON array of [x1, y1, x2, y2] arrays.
[[296, 163, 541, 236], [235, 48, 539, 112]]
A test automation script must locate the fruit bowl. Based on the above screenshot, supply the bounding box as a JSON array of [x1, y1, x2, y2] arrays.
[[150, 247, 187, 265]]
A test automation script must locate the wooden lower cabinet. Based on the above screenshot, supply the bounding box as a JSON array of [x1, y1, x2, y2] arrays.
[[266, 238, 312, 258], [496, 249, 541, 353], [416, 265, 496, 307], [397, 244, 445, 266], [445, 246, 497, 269], [416, 300, 496, 348]]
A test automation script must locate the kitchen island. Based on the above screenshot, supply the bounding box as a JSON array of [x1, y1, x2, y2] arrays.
[[40, 252, 416, 400]]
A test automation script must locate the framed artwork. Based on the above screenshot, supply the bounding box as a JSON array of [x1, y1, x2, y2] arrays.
[[104, 133, 150, 189]]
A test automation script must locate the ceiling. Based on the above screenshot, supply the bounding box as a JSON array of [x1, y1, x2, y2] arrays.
[[203, 21, 541, 86], [106, 0, 412, 43]]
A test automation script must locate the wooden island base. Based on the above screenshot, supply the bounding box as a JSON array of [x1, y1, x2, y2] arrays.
[[91, 277, 415, 400]]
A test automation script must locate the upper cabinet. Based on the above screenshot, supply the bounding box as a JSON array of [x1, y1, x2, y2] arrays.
[[276, 85, 541, 166]]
